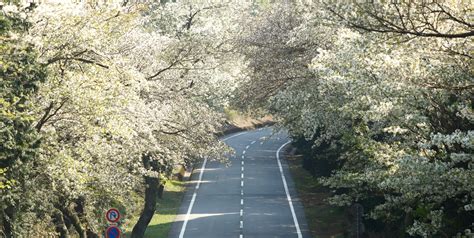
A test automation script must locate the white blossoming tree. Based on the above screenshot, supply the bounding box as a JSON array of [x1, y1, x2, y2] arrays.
[[1, 1, 246, 237], [236, 1, 473, 237]]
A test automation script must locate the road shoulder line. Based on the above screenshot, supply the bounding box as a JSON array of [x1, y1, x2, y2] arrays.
[[276, 140, 303, 238], [178, 158, 207, 238]]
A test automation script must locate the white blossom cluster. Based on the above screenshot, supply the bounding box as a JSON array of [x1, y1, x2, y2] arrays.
[[237, 2, 473, 236], [2, 1, 246, 235]]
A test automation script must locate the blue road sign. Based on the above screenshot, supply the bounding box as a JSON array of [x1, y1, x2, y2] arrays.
[[106, 226, 121, 238]]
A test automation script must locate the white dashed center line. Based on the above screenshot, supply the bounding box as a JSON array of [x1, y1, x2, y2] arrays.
[[239, 141, 254, 238]]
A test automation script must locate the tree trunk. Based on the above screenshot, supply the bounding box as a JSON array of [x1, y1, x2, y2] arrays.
[[76, 196, 100, 238], [62, 203, 87, 238], [86, 230, 100, 238], [130, 154, 160, 238], [2, 206, 15, 238], [53, 209, 69, 238]]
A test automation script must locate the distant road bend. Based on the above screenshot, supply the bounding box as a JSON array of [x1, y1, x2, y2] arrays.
[[168, 127, 310, 238]]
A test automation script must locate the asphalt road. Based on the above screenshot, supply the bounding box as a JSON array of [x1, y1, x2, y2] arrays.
[[168, 127, 310, 238]]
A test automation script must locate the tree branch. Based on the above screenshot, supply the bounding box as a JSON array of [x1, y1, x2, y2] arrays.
[[35, 99, 69, 131], [146, 48, 189, 80], [44, 50, 109, 69], [326, 4, 474, 39]]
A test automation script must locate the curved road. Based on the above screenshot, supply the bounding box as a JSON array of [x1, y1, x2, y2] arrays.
[[168, 127, 310, 238]]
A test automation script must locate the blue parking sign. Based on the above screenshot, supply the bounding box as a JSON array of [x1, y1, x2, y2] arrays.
[[106, 226, 121, 238]]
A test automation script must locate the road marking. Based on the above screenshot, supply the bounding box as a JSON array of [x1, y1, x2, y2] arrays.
[[241, 198, 244, 205], [241, 155, 245, 159], [241, 161, 244, 165], [241, 181, 244, 187], [241, 167, 244, 172], [251, 140, 256, 144], [179, 158, 207, 238], [241, 173, 244, 179], [243, 150, 246, 155], [222, 131, 248, 141], [246, 145, 250, 149], [240, 220, 243, 228], [276, 141, 303, 238], [240, 235, 243, 238], [240, 209, 243, 216]]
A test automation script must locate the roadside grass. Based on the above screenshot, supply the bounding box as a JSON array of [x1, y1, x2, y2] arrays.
[[124, 180, 186, 238], [286, 153, 349, 238]]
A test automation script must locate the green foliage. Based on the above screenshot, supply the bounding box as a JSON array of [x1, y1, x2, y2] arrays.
[[0, 7, 47, 237], [0, 8, 42, 185]]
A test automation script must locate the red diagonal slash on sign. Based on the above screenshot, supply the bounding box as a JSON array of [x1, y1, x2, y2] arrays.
[[106, 208, 120, 223]]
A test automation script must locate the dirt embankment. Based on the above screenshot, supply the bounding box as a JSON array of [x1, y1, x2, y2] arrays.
[[219, 113, 274, 135]]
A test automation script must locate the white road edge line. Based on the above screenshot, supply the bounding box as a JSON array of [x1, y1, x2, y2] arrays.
[[277, 141, 303, 238], [179, 158, 207, 238], [222, 131, 248, 141]]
